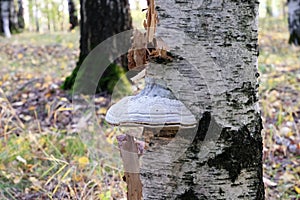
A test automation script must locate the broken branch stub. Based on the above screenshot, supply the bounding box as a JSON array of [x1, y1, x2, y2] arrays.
[[128, 0, 172, 71]]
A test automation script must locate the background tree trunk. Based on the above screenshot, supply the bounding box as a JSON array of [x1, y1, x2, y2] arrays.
[[0, 0, 24, 37], [8, 0, 18, 31], [33, 0, 38, 32], [27, 0, 34, 31], [1, 0, 12, 37], [1, 0, 21, 37], [140, 1, 264, 199], [17, 0, 24, 29], [67, 0, 78, 30], [62, 0, 132, 94], [288, 0, 300, 45]]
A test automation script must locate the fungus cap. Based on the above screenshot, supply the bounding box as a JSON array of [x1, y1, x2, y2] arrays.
[[105, 79, 196, 128]]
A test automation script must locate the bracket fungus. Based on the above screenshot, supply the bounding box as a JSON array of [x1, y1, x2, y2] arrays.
[[105, 76, 197, 129]]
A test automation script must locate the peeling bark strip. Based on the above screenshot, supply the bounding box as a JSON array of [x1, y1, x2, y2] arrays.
[[144, 0, 158, 43], [117, 135, 143, 200], [128, 0, 172, 71], [138, 0, 264, 199]]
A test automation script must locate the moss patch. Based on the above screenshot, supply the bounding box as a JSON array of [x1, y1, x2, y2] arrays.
[[62, 63, 131, 95]]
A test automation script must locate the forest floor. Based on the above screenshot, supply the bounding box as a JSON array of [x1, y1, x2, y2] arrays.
[[259, 18, 300, 199], [0, 17, 299, 199], [0, 31, 125, 199]]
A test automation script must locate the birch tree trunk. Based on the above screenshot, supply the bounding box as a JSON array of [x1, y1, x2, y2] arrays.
[[33, 0, 39, 32], [270, 0, 282, 17], [1, 0, 12, 37], [259, 0, 267, 18], [0, 0, 23, 36], [140, 1, 264, 199]]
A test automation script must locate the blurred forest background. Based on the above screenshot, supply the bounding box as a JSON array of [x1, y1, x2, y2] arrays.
[[0, 0, 299, 199]]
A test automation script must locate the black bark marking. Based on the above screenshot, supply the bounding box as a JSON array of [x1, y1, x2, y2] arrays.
[[176, 189, 201, 200], [219, 187, 225, 195], [207, 118, 263, 183], [195, 112, 211, 142], [226, 82, 258, 109]]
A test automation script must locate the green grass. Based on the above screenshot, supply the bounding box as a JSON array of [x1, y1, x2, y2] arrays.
[[0, 30, 79, 81], [0, 30, 80, 46], [0, 129, 124, 199], [0, 29, 125, 199]]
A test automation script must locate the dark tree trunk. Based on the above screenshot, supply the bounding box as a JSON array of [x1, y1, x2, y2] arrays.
[[62, 0, 132, 94], [8, 0, 18, 31], [17, 0, 24, 29], [67, 0, 78, 30], [1, 0, 20, 37], [288, 0, 300, 45]]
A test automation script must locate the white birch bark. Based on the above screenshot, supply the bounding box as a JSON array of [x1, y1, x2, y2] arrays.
[[1, 1, 11, 38], [271, 0, 282, 17], [140, 1, 264, 199]]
